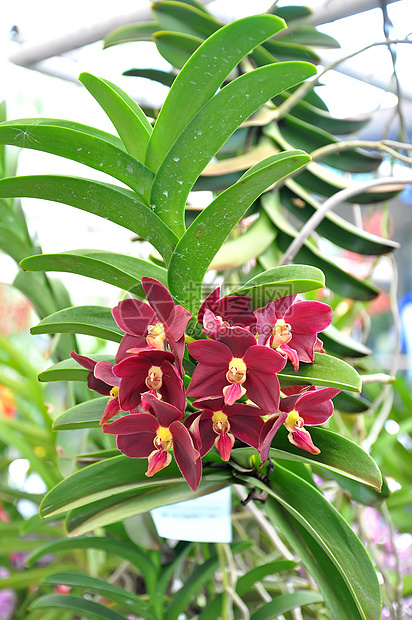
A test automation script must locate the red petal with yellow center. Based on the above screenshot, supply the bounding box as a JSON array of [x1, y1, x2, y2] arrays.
[[112, 299, 155, 336]]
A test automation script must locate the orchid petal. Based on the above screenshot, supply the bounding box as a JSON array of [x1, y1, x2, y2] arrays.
[[288, 427, 320, 454], [164, 305, 192, 341], [259, 411, 288, 464], [229, 415, 264, 449], [284, 300, 332, 335], [70, 350, 96, 371], [142, 277, 174, 323], [94, 360, 120, 386], [188, 339, 232, 366], [144, 392, 183, 425], [215, 432, 235, 461], [112, 299, 155, 335], [197, 287, 221, 324], [146, 449, 172, 476], [223, 382, 246, 406], [103, 413, 159, 436], [244, 345, 286, 375], [115, 334, 148, 363], [170, 421, 202, 491], [100, 396, 122, 425], [216, 327, 257, 358]]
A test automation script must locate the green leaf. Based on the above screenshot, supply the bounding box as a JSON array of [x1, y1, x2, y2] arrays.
[[278, 352, 362, 392], [263, 40, 320, 62], [233, 264, 325, 309], [250, 591, 324, 620], [278, 26, 340, 49], [262, 193, 380, 301], [53, 398, 109, 431], [38, 355, 114, 383], [281, 182, 398, 256], [150, 62, 316, 234], [0, 122, 153, 196], [0, 175, 178, 263], [79, 73, 151, 162], [29, 594, 127, 620], [244, 465, 382, 620], [0, 566, 72, 591], [321, 324, 372, 358], [153, 1, 220, 38], [333, 391, 371, 414], [209, 211, 277, 270], [168, 151, 310, 312], [146, 14, 287, 172], [164, 541, 252, 620], [65, 475, 231, 535], [42, 573, 159, 620], [20, 250, 166, 295], [30, 306, 123, 342], [103, 21, 159, 48], [154, 31, 202, 69], [265, 499, 368, 620], [124, 68, 176, 87], [27, 537, 157, 593], [232, 424, 382, 490]]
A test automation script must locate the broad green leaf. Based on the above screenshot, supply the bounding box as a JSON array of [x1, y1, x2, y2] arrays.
[[38, 355, 114, 383], [265, 499, 367, 620], [0, 566, 79, 591], [333, 391, 371, 414], [278, 352, 362, 392], [31, 306, 123, 342], [53, 398, 109, 430], [40, 453, 229, 518], [233, 264, 325, 308], [197, 560, 298, 620], [278, 25, 340, 49], [263, 39, 320, 62], [0, 224, 30, 263], [29, 594, 127, 620], [27, 537, 157, 592], [153, 2, 220, 38], [0, 175, 178, 263], [164, 541, 252, 620], [282, 182, 399, 256], [232, 424, 382, 490], [321, 324, 372, 358], [103, 21, 158, 48], [209, 211, 277, 270], [124, 67, 176, 87], [168, 151, 310, 312], [278, 116, 382, 173], [251, 591, 324, 620], [0, 122, 153, 196], [150, 62, 316, 234], [146, 14, 287, 172], [42, 573, 159, 620], [79, 73, 151, 162], [271, 5, 312, 22], [262, 193, 380, 301], [65, 475, 231, 535], [20, 250, 166, 295], [320, 468, 390, 507], [154, 31, 202, 68]]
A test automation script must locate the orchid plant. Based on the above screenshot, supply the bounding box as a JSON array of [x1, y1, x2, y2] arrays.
[[0, 8, 397, 620]]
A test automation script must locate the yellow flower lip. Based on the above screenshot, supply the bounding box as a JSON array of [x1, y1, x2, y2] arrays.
[[271, 318, 292, 348], [147, 322, 167, 350], [285, 409, 304, 432], [226, 357, 247, 384], [145, 365, 163, 390], [110, 385, 119, 398], [212, 410, 230, 434], [154, 426, 173, 451]]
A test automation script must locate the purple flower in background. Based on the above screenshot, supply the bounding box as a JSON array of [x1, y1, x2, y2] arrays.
[[0, 589, 16, 620]]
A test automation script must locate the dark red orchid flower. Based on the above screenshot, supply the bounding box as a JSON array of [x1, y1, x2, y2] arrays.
[[187, 396, 265, 461], [198, 287, 256, 339], [112, 278, 192, 375], [255, 296, 333, 371], [259, 385, 340, 461], [187, 327, 286, 412], [70, 351, 122, 424], [103, 394, 201, 491], [113, 349, 186, 413]]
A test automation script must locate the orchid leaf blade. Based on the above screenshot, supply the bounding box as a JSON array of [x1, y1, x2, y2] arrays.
[[278, 352, 362, 393], [250, 591, 324, 620], [29, 594, 127, 620], [38, 355, 114, 384], [30, 306, 123, 343], [52, 398, 110, 431]]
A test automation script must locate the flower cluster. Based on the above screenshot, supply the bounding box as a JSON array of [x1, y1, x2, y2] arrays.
[[71, 278, 338, 490]]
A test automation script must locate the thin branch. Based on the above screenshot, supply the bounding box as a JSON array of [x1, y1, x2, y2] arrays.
[[278, 177, 411, 266]]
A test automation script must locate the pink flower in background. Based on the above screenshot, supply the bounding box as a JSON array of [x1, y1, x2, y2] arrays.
[[187, 327, 286, 411], [113, 349, 185, 412], [198, 287, 256, 338], [112, 277, 191, 374], [255, 296, 332, 370], [186, 396, 265, 461], [103, 394, 201, 490]]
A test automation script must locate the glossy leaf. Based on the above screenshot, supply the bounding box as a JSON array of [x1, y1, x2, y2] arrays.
[[53, 399, 108, 431], [20, 250, 167, 294], [242, 465, 382, 620], [42, 573, 159, 620], [281, 182, 398, 256], [29, 594, 127, 620], [0, 566, 69, 591], [262, 193, 380, 301], [263, 39, 320, 62], [321, 324, 372, 358], [146, 14, 287, 172], [79, 72, 151, 162], [168, 151, 310, 312], [278, 26, 340, 49], [150, 62, 316, 234], [251, 591, 324, 620], [0, 175, 178, 262], [153, 1, 220, 38], [38, 355, 114, 383], [27, 537, 157, 592], [232, 424, 382, 490], [333, 391, 371, 414], [233, 264, 325, 308], [103, 21, 158, 48], [278, 352, 362, 392], [124, 68, 176, 87], [154, 31, 202, 69], [31, 306, 123, 342], [0, 122, 154, 195]]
